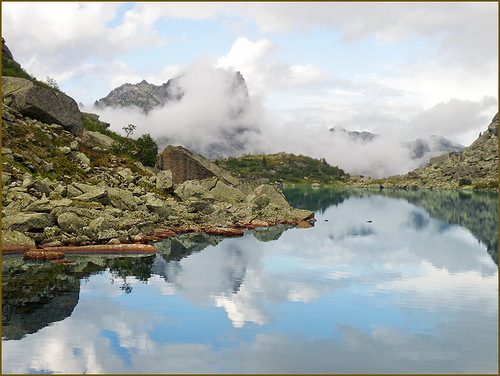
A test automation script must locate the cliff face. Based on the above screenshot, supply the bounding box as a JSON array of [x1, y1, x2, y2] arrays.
[[380, 113, 498, 190]]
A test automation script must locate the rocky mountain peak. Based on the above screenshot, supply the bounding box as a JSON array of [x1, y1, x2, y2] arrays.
[[94, 71, 249, 115]]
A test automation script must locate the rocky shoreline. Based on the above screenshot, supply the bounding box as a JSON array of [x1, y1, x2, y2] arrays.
[[1, 96, 314, 261]]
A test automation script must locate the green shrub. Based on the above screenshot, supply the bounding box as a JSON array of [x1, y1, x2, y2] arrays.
[[458, 178, 472, 186], [135, 134, 158, 167]]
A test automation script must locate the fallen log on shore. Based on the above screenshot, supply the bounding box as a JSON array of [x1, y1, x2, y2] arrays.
[[1, 244, 160, 256]]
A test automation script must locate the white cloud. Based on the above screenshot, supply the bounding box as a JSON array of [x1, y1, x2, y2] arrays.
[[1, 2, 167, 82]]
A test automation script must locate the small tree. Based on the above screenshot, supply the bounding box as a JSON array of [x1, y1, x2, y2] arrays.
[[123, 123, 136, 138], [45, 76, 59, 90]]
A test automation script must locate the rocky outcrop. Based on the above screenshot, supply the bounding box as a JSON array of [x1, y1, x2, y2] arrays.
[[157, 145, 239, 185], [94, 78, 183, 113], [378, 113, 498, 190], [2, 76, 83, 135]]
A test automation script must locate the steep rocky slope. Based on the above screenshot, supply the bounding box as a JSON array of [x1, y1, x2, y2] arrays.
[[360, 113, 498, 190]]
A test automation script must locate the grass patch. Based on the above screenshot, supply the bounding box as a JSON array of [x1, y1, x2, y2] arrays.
[[216, 153, 348, 184]]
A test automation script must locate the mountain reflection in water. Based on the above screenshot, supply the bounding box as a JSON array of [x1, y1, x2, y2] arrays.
[[2, 188, 497, 374]]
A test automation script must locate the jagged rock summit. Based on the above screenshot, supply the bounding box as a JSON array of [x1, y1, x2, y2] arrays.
[[94, 78, 183, 113], [95, 71, 249, 115]]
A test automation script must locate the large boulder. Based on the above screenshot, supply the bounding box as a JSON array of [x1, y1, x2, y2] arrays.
[[2, 76, 83, 135], [157, 145, 239, 185]]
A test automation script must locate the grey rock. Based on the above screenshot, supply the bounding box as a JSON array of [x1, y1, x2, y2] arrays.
[[58, 146, 71, 154], [73, 187, 110, 204], [25, 197, 72, 213], [3, 213, 54, 232], [117, 168, 135, 183], [70, 140, 79, 150], [143, 193, 171, 217], [174, 180, 209, 201], [57, 212, 88, 233], [253, 184, 289, 207], [107, 187, 137, 210], [81, 130, 116, 150], [155, 170, 173, 191], [2, 76, 83, 134], [75, 152, 90, 166], [211, 180, 244, 203], [2, 230, 35, 247]]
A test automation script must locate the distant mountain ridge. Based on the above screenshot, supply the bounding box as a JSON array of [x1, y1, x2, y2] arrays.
[[329, 126, 378, 143], [404, 135, 464, 160], [329, 126, 464, 165]]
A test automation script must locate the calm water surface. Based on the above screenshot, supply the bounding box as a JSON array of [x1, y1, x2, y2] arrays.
[[2, 188, 498, 373]]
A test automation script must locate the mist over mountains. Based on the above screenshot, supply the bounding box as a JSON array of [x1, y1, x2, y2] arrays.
[[92, 67, 482, 178], [90, 63, 262, 159]]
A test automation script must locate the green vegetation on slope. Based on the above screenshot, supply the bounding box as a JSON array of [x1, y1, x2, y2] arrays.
[[215, 152, 348, 184], [81, 115, 158, 167]]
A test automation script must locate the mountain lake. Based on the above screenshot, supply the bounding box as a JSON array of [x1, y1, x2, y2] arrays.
[[2, 187, 498, 374]]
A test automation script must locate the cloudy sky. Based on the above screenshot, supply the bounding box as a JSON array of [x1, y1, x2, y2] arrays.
[[2, 2, 498, 174]]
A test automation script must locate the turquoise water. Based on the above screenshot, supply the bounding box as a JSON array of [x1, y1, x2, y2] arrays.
[[2, 188, 498, 373]]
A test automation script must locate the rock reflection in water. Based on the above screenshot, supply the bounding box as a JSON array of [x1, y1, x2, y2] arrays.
[[2, 255, 156, 340], [2, 188, 497, 374]]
